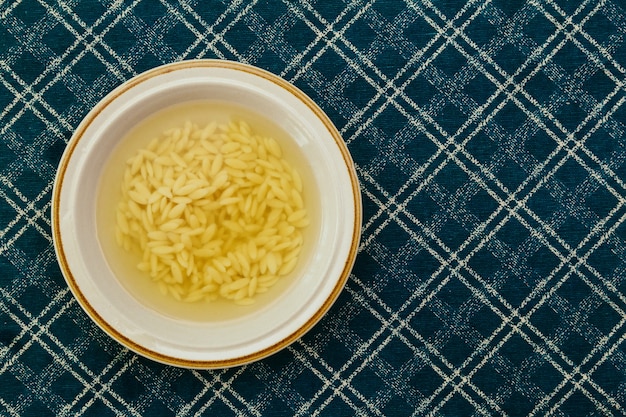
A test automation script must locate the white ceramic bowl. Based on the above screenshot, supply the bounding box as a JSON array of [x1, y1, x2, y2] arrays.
[[51, 60, 361, 368]]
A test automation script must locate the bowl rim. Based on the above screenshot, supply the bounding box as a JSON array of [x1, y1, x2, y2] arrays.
[[51, 59, 362, 368]]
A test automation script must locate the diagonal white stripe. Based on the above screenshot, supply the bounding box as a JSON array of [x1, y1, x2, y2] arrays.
[[185, 0, 258, 61], [0, 396, 21, 417], [0, 180, 53, 256], [0, 0, 24, 20], [187, 368, 263, 417], [290, 337, 385, 417], [279, 0, 375, 80], [68, 355, 139, 417]]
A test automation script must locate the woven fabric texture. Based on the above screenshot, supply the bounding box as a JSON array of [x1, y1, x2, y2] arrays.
[[2, 0, 626, 415]]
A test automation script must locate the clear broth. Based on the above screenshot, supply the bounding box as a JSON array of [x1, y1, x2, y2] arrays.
[[96, 101, 320, 322]]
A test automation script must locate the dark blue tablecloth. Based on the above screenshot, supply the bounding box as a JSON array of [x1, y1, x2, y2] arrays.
[[2, 0, 626, 415]]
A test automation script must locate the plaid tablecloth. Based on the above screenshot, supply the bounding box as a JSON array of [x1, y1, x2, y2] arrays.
[[2, 0, 626, 415]]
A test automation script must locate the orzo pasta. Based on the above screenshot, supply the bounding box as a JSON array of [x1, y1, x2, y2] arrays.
[[115, 120, 309, 305]]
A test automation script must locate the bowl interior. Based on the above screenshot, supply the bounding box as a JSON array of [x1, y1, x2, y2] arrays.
[[53, 61, 360, 367], [96, 99, 323, 323]]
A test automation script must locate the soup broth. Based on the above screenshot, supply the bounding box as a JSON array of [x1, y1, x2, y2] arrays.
[[96, 101, 320, 322]]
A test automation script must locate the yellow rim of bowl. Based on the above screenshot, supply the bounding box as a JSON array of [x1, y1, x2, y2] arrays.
[[51, 59, 362, 368]]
